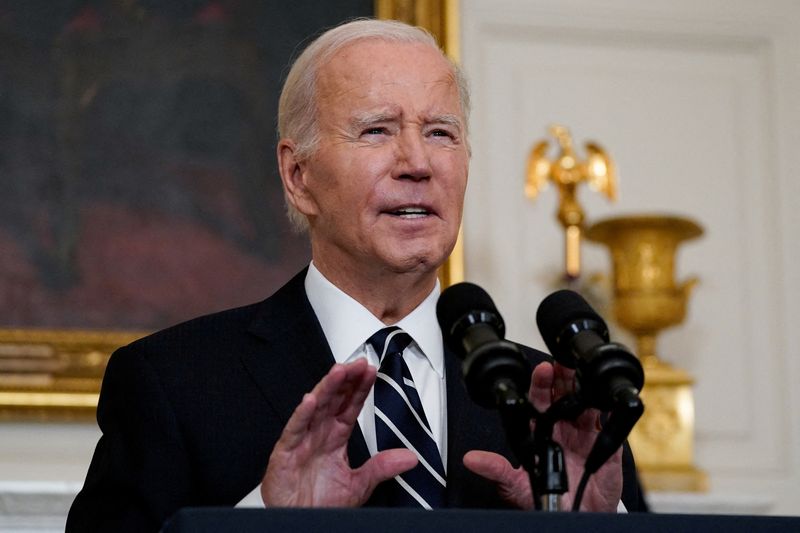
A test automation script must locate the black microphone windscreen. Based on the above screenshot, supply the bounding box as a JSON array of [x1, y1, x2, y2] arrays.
[[536, 290, 605, 355], [436, 282, 499, 347]]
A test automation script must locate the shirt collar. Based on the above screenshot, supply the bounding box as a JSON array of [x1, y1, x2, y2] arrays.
[[304, 262, 445, 378]]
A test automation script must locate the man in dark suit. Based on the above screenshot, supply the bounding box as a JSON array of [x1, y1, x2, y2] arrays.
[[67, 18, 642, 532]]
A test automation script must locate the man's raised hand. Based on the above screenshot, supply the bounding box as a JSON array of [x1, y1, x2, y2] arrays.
[[261, 358, 417, 507]]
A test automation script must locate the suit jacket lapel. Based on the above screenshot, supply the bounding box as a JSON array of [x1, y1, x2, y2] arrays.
[[239, 268, 372, 470]]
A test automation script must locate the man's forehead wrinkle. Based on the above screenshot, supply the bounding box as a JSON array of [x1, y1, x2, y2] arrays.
[[316, 69, 363, 103], [321, 58, 456, 97], [350, 77, 463, 119], [314, 41, 465, 134]]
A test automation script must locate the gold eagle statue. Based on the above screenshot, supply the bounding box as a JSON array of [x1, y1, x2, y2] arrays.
[[525, 124, 617, 206], [524, 125, 618, 278]]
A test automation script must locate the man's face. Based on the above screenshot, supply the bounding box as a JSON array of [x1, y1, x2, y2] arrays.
[[289, 40, 469, 279]]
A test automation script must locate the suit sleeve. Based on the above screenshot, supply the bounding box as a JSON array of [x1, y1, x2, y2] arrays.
[[66, 345, 196, 532], [621, 441, 648, 512]]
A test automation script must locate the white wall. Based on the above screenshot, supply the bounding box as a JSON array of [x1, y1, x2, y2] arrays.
[[0, 424, 99, 481], [0, 424, 99, 530], [461, 0, 800, 515]]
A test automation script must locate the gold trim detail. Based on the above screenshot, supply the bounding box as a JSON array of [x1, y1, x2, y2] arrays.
[[0, 329, 143, 421], [376, 0, 464, 286], [376, 0, 459, 60]]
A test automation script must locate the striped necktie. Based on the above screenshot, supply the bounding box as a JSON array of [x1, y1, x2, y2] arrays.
[[367, 326, 446, 509]]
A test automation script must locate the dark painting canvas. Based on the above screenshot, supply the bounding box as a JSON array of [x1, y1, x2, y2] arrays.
[[0, 0, 373, 330]]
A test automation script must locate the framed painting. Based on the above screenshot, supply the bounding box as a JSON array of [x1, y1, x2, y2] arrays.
[[0, 0, 462, 420]]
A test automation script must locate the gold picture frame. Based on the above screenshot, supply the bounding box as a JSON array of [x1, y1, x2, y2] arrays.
[[0, 329, 142, 421], [0, 1, 463, 421]]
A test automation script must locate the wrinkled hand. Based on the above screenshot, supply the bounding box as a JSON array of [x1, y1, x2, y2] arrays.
[[261, 358, 417, 507], [463, 361, 622, 512]]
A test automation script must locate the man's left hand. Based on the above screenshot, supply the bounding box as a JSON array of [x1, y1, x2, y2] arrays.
[[463, 361, 623, 512]]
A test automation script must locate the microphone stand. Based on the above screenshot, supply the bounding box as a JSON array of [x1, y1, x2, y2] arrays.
[[492, 381, 541, 508], [529, 414, 566, 511], [530, 393, 586, 511], [493, 380, 585, 511]]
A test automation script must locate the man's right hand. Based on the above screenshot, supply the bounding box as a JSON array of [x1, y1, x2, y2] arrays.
[[261, 358, 418, 507]]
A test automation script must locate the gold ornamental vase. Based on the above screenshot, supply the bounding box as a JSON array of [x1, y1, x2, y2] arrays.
[[585, 214, 708, 492]]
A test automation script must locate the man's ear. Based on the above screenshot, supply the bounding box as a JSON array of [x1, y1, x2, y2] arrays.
[[277, 139, 318, 217]]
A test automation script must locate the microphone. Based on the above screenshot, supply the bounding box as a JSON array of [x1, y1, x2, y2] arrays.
[[537, 289, 645, 484], [535, 290, 644, 411], [436, 282, 531, 409]]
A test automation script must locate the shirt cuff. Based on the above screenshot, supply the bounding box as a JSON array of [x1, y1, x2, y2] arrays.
[[235, 484, 265, 508]]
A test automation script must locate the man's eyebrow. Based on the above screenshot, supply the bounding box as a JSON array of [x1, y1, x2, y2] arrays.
[[350, 112, 398, 129], [425, 114, 464, 132], [428, 114, 463, 130], [348, 112, 464, 131]]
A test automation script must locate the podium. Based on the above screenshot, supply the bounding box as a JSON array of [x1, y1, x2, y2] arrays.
[[162, 508, 799, 533]]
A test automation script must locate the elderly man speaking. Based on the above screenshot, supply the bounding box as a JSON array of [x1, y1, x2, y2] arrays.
[[67, 18, 642, 532]]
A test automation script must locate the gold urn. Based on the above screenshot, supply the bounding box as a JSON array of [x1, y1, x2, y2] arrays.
[[585, 214, 708, 492]]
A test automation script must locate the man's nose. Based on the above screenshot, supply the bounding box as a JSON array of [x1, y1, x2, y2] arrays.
[[394, 130, 432, 181]]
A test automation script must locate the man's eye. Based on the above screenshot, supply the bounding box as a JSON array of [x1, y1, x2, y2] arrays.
[[363, 127, 386, 135], [430, 129, 454, 138]]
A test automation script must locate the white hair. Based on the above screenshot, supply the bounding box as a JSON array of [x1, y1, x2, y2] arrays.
[[277, 18, 471, 232]]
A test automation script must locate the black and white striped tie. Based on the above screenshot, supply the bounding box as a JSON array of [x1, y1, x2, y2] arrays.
[[368, 326, 446, 509]]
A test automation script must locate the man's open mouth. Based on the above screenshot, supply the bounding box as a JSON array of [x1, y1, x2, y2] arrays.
[[388, 207, 431, 219]]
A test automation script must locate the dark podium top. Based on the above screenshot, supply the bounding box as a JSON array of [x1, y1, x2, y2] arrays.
[[162, 507, 799, 533]]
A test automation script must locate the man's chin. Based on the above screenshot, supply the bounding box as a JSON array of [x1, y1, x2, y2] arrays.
[[380, 246, 453, 276]]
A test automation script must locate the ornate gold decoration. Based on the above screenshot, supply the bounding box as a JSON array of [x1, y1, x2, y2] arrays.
[[585, 214, 708, 492], [526, 125, 617, 279]]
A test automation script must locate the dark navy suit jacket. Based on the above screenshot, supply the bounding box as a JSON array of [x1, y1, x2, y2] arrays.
[[67, 268, 644, 532]]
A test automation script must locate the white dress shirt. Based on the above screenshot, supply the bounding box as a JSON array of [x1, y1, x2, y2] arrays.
[[304, 262, 448, 466]]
